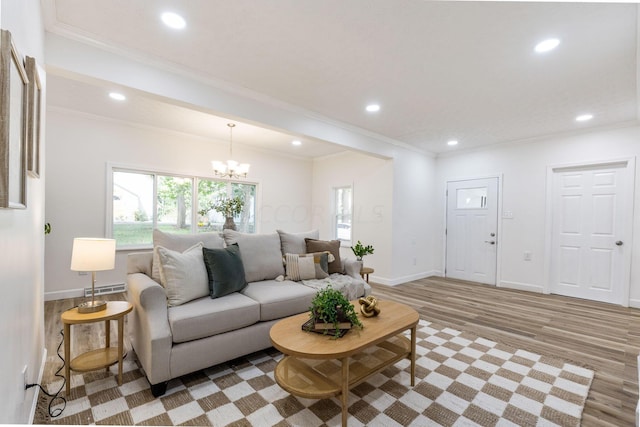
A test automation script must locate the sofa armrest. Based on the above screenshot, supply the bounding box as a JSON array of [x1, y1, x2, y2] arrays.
[[342, 258, 372, 296], [343, 258, 363, 279], [126, 272, 173, 384]]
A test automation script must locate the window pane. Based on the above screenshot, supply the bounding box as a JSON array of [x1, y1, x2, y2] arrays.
[[232, 183, 256, 233], [157, 176, 193, 233], [197, 179, 227, 233], [113, 171, 154, 246], [456, 187, 487, 209], [335, 187, 352, 241]]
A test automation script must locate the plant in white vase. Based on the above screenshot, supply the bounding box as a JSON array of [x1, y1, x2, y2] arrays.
[[351, 240, 374, 261]]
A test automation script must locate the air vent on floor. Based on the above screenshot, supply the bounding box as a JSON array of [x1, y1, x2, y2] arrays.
[[84, 283, 126, 297]]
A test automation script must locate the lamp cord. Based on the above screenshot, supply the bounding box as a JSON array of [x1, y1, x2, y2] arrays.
[[26, 328, 66, 418]]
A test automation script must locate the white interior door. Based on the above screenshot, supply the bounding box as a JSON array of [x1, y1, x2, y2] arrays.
[[445, 178, 498, 285], [549, 162, 632, 305]]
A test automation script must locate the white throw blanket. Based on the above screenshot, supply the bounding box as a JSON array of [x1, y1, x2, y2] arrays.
[[301, 273, 364, 300]]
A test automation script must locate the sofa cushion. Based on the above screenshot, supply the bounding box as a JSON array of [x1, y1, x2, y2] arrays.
[[223, 230, 284, 282], [284, 252, 329, 281], [202, 244, 247, 298], [305, 238, 343, 274], [168, 293, 260, 343], [241, 280, 316, 321], [152, 229, 224, 283], [156, 243, 209, 307], [277, 229, 319, 256]]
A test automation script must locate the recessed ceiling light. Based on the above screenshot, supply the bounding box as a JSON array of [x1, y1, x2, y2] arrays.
[[447, 140, 458, 146], [365, 104, 380, 113], [161, 12, 186, 29], [534, 38, 560, 53], [292, 140, 302, 146], [575, 114, 593, 122], [108, 92, 126, 101]]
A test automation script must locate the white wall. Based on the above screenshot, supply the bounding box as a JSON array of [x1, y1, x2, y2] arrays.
[[311, 149, 439, 285], [44, 109, 313, 298], [435, 125, 640, 305], [0, 0, 46, 423], [311, 151, 394, 279], [391, 150, 439, 284]]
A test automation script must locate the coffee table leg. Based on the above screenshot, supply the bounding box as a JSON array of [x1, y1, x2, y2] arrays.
[[341, 357, 349, 427], [411, 325, 416, 386]]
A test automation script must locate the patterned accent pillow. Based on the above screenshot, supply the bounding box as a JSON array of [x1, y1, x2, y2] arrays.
[[304, 238, 343, 274], [284, 252, 329, 281]]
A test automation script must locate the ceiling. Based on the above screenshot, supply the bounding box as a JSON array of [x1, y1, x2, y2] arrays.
[[43, 0, 639, 156]]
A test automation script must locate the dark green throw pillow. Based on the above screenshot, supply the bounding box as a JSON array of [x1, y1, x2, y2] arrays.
[[202, 244, 247, 299]]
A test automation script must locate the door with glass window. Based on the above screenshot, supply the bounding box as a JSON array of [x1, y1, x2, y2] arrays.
[[445, 178, 499, 285]]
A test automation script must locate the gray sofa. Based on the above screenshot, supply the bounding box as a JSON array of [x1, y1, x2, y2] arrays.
[[126, 229, 370, 396]]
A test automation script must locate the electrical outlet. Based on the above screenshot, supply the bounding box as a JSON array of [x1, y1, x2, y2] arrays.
[[78, 271, 88, 276], [412, 257, 417, 266], [523, 251, 532, 261]]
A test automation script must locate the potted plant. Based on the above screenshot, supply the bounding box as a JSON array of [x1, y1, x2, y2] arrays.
[[351, 240, 374, 261], [213, 196, 245, 230], [305, 285, 363, 339]]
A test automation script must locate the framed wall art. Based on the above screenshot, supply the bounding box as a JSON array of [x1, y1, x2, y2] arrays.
[[0, 29, 28, 209], [25, 56, 41, 178]]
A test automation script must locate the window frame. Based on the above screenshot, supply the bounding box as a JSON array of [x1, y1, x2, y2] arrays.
[[106, 163, 260, 250], [333, 185, 353, 246]]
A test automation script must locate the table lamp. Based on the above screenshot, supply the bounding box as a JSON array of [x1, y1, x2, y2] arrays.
[[70, 237, 116, 313]]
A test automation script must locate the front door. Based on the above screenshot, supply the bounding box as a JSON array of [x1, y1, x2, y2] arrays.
[[549, 162, 633, 305], [445, 178, 499, 285]]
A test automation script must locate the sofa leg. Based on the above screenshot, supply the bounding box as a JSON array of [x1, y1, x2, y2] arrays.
[[150, 381, 168, 397]]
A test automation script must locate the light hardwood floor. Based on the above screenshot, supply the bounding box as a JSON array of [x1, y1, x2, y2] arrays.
[[42, 278, 640, 426]]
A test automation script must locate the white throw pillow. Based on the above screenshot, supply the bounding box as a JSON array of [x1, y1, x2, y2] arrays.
[[151, 229, 224, 283], [156, 243, 208, 306]]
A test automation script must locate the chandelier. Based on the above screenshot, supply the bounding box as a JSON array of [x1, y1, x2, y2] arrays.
[[212, 123, 250, 179]]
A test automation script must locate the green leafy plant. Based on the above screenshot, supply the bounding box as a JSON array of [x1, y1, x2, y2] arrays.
[[351, 240, 374, 259], [212, 196, 244, 217], [306, 285, 363, 339]]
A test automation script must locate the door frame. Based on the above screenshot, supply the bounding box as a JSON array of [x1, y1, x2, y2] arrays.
[[543, 157, 636, 306], [442, 174, 503, 286]]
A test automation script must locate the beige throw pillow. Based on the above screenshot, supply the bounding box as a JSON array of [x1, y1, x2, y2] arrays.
[[156, 243, 209, 307], [151, 229, 224, 283]]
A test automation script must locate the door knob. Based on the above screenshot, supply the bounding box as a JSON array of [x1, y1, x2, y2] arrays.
[[484, 241, 495, 245], [615, 241, 623, 246]]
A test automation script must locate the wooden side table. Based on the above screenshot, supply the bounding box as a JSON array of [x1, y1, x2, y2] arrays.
[[360, 267, 374, 283], [61, 301, 132, 395]]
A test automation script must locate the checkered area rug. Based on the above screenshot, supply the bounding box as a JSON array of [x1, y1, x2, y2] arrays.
[[35, 319, 593, 426]]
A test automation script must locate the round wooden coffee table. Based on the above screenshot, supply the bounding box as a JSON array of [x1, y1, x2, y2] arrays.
[[270, 299, 418, 427]]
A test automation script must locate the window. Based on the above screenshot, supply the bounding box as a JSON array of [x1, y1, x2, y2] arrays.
[[334, 186, 352, 243], [110, 167, 257, 248]]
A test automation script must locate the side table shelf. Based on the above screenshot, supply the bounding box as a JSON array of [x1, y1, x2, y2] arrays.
[[61, 301, 132, 395]]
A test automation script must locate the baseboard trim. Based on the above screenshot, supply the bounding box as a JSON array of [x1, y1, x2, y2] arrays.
[[45, 288, 85, 301], [29, 348, 47, 424], [499, 280, 544, 293], [629, 299, 640, 309], [372, 270, 440, 287]]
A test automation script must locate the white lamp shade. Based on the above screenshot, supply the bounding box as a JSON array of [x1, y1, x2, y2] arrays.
[[70, 238, 116, 271]]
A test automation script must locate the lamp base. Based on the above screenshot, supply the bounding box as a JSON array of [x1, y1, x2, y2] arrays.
[[78, 300, 107, 313]]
